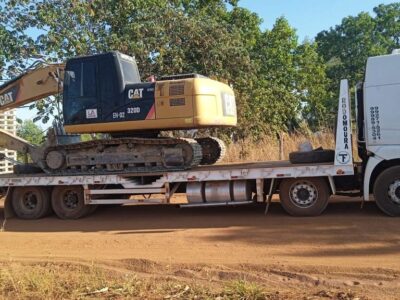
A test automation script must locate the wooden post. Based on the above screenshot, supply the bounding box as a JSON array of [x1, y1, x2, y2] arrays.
[[279, 132, 284, 160]]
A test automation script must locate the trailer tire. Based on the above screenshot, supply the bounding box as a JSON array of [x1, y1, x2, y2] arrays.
[[12, 186, 51, 219], [373, 166, 400, 217], [279, 177, 330, 216], [289, 149, 334, 164], [51, 186, 93, 219]]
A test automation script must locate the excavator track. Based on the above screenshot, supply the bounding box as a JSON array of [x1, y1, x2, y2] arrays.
[[41, 137, 202, 175], [195, 137, 226, 165]]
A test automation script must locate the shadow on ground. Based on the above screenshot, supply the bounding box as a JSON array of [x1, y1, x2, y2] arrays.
[[1, 198, 400, 258]]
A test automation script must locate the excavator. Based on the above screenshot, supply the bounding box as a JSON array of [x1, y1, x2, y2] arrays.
[[0, 51, 237, 174]]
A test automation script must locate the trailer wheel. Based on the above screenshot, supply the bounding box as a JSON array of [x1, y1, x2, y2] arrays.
[[373, 166, 400, 217], [12, 186, 51, 219], [51, 186, 93, 219], [279, 177, 330, 216]]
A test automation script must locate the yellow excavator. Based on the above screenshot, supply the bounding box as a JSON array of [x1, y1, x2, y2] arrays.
[[0, 51, 237, 174]]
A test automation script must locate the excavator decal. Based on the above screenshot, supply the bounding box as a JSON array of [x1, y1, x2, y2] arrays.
[[128, 88, 144, 99], [145, 104, 155, 120], [0, 85, 19, 107]]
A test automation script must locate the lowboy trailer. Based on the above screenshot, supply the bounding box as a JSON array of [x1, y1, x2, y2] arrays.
[[2, 51, 400, 219]]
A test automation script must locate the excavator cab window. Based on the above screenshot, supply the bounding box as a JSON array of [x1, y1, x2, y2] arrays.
[[119, 55, 141, 84], [63, 51, 142, 127], [67, 61, 96, 98], [63, 58, 99, 125]]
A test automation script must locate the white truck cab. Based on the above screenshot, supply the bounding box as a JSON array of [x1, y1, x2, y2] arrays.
[[357, 50, 400, 216]]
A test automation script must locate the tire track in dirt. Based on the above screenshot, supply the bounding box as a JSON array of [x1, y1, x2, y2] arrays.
[[1, 199, 400, 298]]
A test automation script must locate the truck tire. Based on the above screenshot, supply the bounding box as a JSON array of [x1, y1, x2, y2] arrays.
[[51, 186, 93, 219], [289, 149, 335, 164], [279, 177, 330, 216], [373, 166, 400, 217], [11, 186, 51, 219]]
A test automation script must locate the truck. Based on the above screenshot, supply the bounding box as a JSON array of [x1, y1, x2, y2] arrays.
[[1, 50, 400, 220]]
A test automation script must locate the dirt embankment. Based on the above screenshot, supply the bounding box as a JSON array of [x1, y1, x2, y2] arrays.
[[1, 199, 400, 299]]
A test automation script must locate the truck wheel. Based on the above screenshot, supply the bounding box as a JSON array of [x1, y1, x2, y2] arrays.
[[373, 166, 400, 217], [51, 186, 93, 219], [12, 186, 51, 219], [279, 177, 330, 216]]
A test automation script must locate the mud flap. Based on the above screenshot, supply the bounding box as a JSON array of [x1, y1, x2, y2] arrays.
[[1, 187, 14, 231]]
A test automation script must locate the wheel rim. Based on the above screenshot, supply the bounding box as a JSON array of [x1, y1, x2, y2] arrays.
[[62, 190, 80, 210], [387, 179, 400, 205], [289, 180, 318, 208], [22, 192, 38, 210]]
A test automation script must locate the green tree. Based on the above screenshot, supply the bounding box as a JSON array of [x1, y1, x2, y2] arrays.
[[295, 41, 329, 129], [17, 120, 44, 145], [1, 0, 331, 139], [0, 7, 36, 79], [374, 3, 400, 49], [246, 18, 329, 136], [315, 3, 400, 120], [1, 0, 261, 132], [254, 17, 299, 134]]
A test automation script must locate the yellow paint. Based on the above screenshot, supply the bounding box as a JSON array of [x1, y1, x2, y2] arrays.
[[66, 77, 237, 133]]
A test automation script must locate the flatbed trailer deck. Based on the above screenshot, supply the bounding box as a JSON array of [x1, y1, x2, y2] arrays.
[[0, 160, 354, 202], [1, 159, 355, 219], [1, 80, 357, 218]]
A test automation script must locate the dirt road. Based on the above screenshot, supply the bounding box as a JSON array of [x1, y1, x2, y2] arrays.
[[1, 198, 400, 299]]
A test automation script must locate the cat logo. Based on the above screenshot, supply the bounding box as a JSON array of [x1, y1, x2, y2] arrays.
[[128, 88, 144, 100], [0, 91, 14, 107]]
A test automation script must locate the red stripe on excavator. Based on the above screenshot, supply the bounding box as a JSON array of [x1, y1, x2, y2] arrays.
[[146, 104, 155, 119]]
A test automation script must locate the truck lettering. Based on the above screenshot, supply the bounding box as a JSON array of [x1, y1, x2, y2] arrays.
[[337, 151, 350, 164], [341, 97, 349, 150], [370, 106, 381, 141]]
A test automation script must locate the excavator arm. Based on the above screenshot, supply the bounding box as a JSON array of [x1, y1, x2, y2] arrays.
[[0, 62, 65, 111], [0, 62, 65, 170]]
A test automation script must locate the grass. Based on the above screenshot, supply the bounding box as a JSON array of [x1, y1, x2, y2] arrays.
[[223, 130, 336, 162], [0, 261, 272, 300], [223, 129, 360, 163]]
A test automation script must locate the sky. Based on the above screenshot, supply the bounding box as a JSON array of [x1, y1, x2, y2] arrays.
[[239, 0, 395, 41], [16, 0, 397, 125]]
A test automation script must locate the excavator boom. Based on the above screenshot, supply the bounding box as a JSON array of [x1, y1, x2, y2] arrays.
[[0, 62, 64, 172], [0, 63, 64, 111]]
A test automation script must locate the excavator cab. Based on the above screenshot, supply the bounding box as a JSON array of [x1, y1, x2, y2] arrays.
[[63, 51, 143, 127], [62, 51, 237, 134]]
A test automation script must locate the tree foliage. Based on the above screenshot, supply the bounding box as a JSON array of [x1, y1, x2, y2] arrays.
[[1, 1, 398, 140], [16, 119, 44, 145], [315, 3, 400, 122]]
